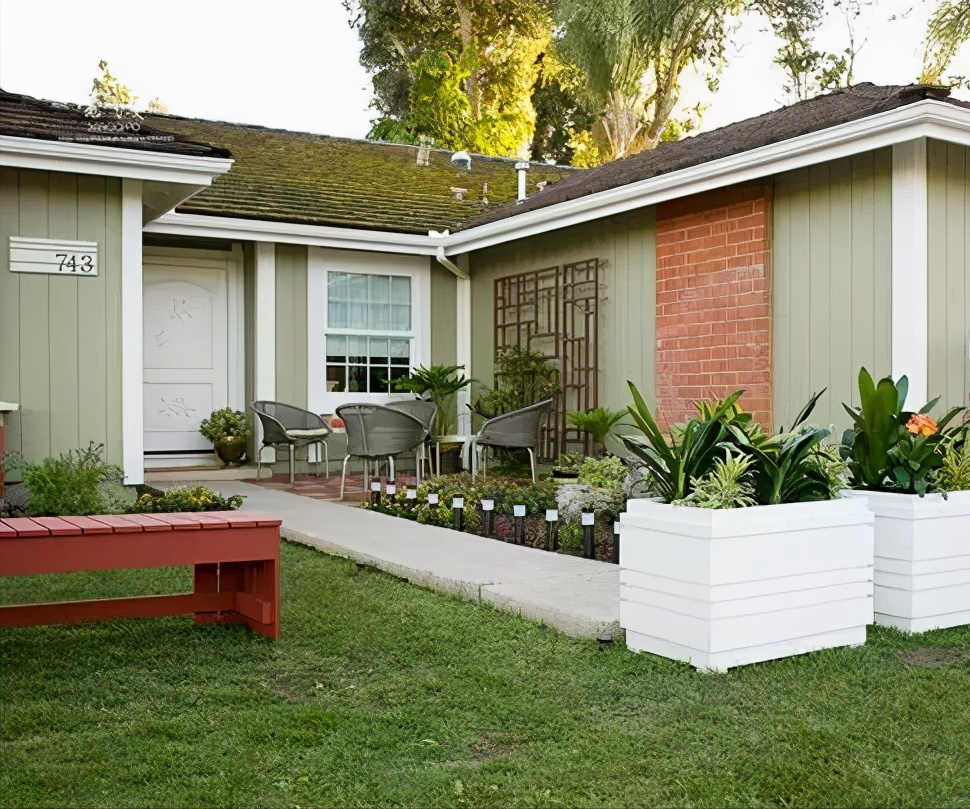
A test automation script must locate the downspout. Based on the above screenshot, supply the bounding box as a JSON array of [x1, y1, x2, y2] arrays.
[[431, 233, 472, 435]]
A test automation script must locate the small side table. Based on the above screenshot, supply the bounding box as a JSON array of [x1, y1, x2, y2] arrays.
[[433, 434, 472, 477]]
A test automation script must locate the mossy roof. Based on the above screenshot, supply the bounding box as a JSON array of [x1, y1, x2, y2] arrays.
[[142, 114, 575, 234]]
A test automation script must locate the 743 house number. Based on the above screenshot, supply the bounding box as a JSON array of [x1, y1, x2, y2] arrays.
[[55, 253, 95, 273]]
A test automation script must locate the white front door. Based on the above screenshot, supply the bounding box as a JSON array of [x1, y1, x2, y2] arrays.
[[143, 263, 229, 455]]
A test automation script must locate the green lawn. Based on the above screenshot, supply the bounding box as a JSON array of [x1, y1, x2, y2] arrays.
[[2, 542, 969, 809]]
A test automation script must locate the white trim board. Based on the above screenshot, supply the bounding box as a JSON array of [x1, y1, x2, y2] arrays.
[[891, 139, 929, 405], [121, 178, 145, 485], [146, 213, 440, 255], [0, 135, 232, 184]]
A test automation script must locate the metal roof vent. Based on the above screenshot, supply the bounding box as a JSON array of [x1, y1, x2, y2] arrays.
[[451, 150, 471, 171], [515, 161, 530, 202], [416, 135, 434, 166]]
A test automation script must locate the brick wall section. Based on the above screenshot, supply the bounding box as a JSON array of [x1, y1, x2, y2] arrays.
[[655, 185, 772, 429]]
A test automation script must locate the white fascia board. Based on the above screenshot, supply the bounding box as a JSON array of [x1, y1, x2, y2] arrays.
[[0, 135, 232, 184], [444, 101, 970, 255], [145, 212, 440, 256]]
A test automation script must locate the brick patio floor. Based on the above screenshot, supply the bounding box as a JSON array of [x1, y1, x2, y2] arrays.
[[251, 470, 422, 504]]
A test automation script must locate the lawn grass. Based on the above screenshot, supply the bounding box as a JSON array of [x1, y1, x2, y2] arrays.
[[2, 541, 969, 809]]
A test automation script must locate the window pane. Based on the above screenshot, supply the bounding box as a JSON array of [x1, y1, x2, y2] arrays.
[[368, 274, 390, 305], [389, 339, 410, 358], [391, 276, 410, 304], [326, 335, 347, 358], [326, 365, 346, 393], [391, 304, 410, 331]]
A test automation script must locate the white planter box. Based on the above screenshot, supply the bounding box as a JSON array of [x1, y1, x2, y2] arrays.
[[619, 498, 874, 672], [842, 490, 970, 632]]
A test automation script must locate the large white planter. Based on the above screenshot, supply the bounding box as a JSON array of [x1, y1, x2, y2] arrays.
[[842, 490, 970, 632], [619, 498, 874, 672]]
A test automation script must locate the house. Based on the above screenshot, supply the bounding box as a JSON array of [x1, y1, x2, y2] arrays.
[[1, 83, 968, 483]]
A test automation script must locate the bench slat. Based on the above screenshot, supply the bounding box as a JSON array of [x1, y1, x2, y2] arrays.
[[0, 517, 50, 537], [58, 516, 116, 534], [29, 517, 84, 536], [84, 515, 145, 533], [119, 514, 174, 532]]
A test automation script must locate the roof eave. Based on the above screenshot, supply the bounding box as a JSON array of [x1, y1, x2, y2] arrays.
[[444, 99, 970, 255], [145, 211, 441, 256]]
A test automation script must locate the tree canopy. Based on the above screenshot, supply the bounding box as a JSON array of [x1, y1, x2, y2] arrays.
[[920, 0, 970, 85]]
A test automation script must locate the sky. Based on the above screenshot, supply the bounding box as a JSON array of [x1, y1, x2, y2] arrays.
[[0, 0, 968, 144]]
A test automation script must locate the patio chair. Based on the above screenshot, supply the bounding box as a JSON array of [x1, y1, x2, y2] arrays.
[[335, 403, 430, 499], [385, 398, 437, 484], [251, 401, 332, 485], [471, 398, 553, 483]]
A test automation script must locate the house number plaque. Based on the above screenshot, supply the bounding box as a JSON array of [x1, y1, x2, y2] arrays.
[[9, 236, 99, 277]]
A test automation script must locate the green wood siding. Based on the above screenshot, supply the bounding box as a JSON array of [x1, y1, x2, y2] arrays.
[[468, 209, 657, 412], [430, 259, 457, 366], [275, 243, 309, 408], [773, 149, 893, 429], [0, 168, 124, 468], [927, 140, 970, 411]]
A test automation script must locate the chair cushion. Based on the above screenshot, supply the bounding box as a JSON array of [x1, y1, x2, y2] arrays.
[[285, 428, 329, 438]]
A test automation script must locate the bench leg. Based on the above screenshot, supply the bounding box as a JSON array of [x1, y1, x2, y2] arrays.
[[199, 559, 280, 639]]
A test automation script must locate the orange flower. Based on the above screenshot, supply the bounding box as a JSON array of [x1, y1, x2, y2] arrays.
[[905, 414, 937, 437]]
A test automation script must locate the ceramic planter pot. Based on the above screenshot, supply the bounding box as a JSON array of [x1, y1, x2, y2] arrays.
[[214, 435, 247, 467], [619, 497, 874, 672], [842, 490, 970, 632]]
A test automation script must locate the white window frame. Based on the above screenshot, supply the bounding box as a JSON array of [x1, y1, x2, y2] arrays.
[[307, 247, 430, 415]]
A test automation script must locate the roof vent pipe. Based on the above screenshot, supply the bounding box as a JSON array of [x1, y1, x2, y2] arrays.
[[515, 161, 530, 202]]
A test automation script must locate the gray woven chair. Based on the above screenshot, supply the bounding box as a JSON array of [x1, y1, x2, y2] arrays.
[[386, 398, 437, 483], [471, 398, 553, 483], [251, 401, 332, 485], [335, 403, 429, 499]]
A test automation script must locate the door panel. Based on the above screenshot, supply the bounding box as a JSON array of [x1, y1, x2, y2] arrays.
[[143, 266, 228, 453]]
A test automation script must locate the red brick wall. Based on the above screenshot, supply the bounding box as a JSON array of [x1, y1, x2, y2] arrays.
[[655, 185, 772, 429]]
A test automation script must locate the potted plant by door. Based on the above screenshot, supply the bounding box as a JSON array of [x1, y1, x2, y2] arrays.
[[618, 383, 874, 672], [840, 369, 969, 632], [199, 407, 252, 467]]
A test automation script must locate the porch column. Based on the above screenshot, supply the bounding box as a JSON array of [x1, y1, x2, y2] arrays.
[[891, 138, 929, 406], [254, 242, 277, 464], [455, 255, 472, 436], [121, 178, 144, 485]]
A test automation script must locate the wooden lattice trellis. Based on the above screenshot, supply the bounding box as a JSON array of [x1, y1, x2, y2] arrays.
[[494, 258, 599, 460]]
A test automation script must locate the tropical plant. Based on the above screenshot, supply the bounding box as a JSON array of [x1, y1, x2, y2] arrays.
[[390, 363, 473, 436], [680, 450, 758, 510], [20, 442, 129, 517], [621, 382, 742, 503], [567, 406, 626, 455], [933, 425, 970, 492], [198, 407, 251, 443], [472, 344, 560, 420], [840, 368, 964, 496], [726, 390, 836, 505]]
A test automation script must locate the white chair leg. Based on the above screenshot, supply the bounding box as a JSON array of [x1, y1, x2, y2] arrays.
[[324, 441, 329, 479], [289, 445, 296, 485], [528, 447, 536, 483], [340, 455, 351, 500], [388, 456, 396, 483]]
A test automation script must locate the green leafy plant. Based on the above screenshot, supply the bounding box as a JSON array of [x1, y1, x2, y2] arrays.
[[390, 363, 473, 436], [841, 368, 964, 496], [128, 485, 244, 513], [680, 450, 757, 509], [552, 452, 582, 476], [933, 423, 970, 492], [621, 382, 742, 503], [21, 442, 128, 516], [567, 406, 626, 454], [198, 408, 251, 443], [472, 344, 560, 420]]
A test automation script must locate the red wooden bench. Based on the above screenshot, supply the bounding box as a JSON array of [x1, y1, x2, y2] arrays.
[[0, 511, 281, 639]]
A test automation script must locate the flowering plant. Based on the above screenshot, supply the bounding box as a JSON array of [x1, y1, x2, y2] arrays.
[[840, 368, 965, 496]]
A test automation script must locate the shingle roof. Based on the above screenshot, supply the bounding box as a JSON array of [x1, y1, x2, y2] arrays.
[[461, 83, 969, 230], [0, 88, 230, 159], [141, 114, 576, 234]]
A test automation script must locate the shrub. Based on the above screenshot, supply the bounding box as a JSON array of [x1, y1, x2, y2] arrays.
[[21, 442, 127, 516], [934, 424, 970, 492], [128, 485, 244, 513], [199, 408, 251, 443]]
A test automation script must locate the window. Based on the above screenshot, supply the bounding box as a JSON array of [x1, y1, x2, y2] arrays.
[[308, 249, 430, 414]]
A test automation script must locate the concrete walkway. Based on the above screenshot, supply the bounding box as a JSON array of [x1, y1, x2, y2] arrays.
[[211, 482, 620, 639]]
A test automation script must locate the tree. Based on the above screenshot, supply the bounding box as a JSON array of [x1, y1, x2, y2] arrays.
[[770, 0, 874, 101], [920, 0, 970, 85], [90, 60, 136, 108], [345, 0, 553, 156]]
